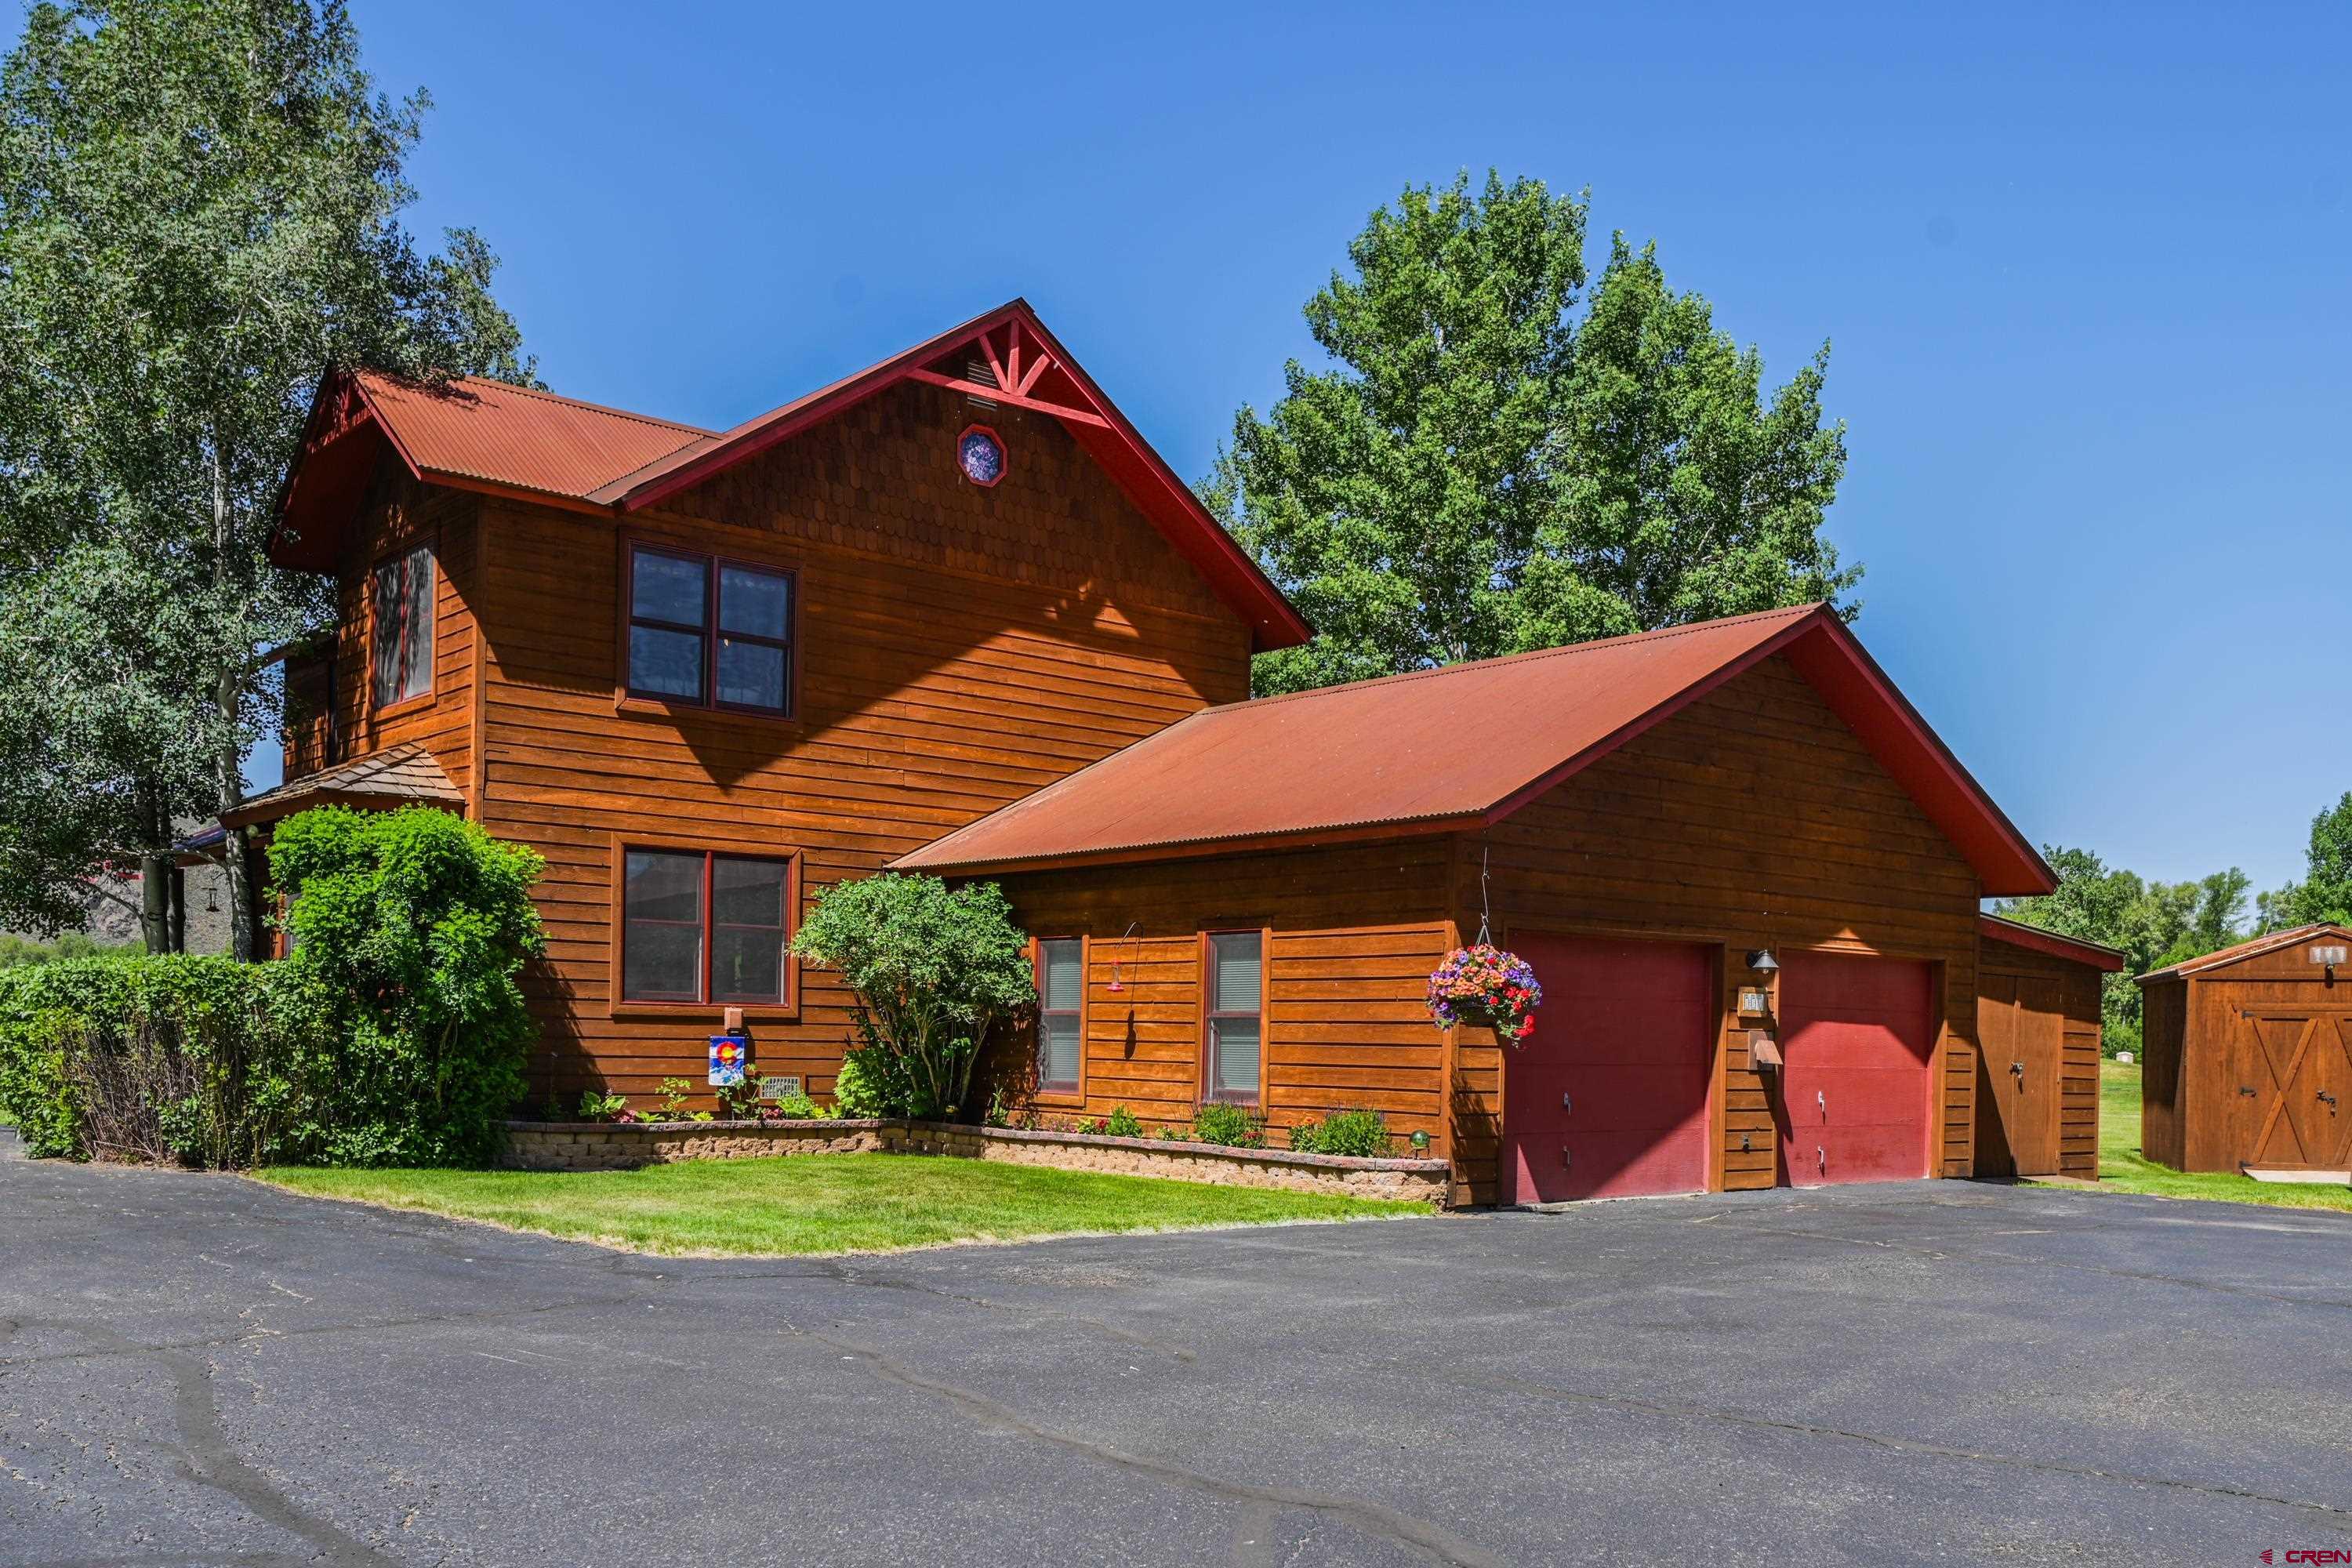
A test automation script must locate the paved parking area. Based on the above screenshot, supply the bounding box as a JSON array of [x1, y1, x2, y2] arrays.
[[3, 1128, 2349, 1566]]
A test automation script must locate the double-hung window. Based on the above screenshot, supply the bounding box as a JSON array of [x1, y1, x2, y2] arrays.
[[626, 544, 793, 716], [371, 543, 434, 707], [620, 848, 795, 1006], [1203, 930, 1263, 1104], [1035, 938, 1084, 1097]]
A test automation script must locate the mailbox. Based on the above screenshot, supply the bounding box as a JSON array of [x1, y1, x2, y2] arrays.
[[1748, 1029, 1783, 1071]]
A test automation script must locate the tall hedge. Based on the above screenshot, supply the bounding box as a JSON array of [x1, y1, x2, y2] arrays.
[[270, 805, 546, 1166], [0, 805, 545, 1167]]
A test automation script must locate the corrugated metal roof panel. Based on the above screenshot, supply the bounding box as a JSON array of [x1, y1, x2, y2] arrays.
[[355, 374, 710, 502], [896, 606, 1820, 872]]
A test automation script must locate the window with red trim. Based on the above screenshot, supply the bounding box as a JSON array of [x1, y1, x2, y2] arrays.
[[371, 543, 434, 707], [1204, 930, 1263, 1104], [621, 848, 793, 1004], [626, 544, 793, 716], [1035, 938, 1083, 1094]]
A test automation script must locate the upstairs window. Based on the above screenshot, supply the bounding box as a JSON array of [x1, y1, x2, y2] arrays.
[[1203, 930, 1263, 1105], [371, 543, 434, 707], [620, 847, 795, 1006], [1035, 938, 1084, 1096], [626, 544, 793, 716]]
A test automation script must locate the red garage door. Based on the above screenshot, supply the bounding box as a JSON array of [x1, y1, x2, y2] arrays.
[[1504, 935, 1714, 1203], [1777, 953, 1936, 1185]]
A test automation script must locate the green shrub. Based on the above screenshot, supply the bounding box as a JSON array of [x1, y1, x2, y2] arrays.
[[577, 1089, 628, 1123], [830, 1041, 916, 1117], [1290, 1108, 1390, 1158], [1189, 1101, 1268, 1149], [0, 955, 293, 1164], [0, 932, 137, 970], [766, 1090, 823, 1120], [789, 873, 1033, 1118], [269, 805, 546, 1167], [1104, 1105, 1144, 1139]]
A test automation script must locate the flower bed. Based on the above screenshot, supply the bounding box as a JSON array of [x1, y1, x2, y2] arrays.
[[503, 1118, 1452, 1206]]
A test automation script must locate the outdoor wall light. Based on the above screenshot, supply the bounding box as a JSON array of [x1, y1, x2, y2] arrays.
[[1746, 949, 1779, 975]]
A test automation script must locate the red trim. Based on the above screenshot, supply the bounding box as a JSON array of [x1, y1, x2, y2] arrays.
[[1030, 935, 1087, 1105], [956, 423, 1008, 488], [611, 299, 1312, 653], [1200, 927, 1268, 1107], [612, 838, 801, 1017], [619, 537, 797, 720], [1977, 913, 2127, 972]]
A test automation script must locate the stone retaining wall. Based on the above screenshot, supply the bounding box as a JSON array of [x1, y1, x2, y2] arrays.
[[503, 1119, 1451, 1206]]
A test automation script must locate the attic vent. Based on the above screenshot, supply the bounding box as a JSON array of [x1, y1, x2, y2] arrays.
[[963, 357, 1000, 410]]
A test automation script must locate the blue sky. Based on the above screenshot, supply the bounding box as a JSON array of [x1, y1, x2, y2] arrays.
[[321, 0, 2349, 898]]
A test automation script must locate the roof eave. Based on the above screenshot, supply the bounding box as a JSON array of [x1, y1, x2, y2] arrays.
[[891, 810, 1489, 879]]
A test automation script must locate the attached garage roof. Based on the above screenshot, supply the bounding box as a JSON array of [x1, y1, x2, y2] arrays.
[[894, 604, 2056, 896], [1978, 913, 2127, 972], [270, 300, 1309, 652], [2136, 921, 2352, 985]]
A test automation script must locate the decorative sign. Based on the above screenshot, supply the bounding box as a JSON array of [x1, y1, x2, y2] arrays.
[[707, 1034, 748, 1087], [758, 1075, 801, 1102], [1737, 986, 1771, 1015], [956, 424, 1007, 487], [2312, 945, 2347, 966]]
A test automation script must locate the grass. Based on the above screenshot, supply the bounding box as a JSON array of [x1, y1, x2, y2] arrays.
[[249, 1152, 1431, 1258], [2039, 1060, 2352, 1214]]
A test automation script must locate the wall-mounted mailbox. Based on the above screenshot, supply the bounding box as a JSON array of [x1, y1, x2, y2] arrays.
[[1737, 986, 1771, 1015], [1748, 1030, 1783, 1071]]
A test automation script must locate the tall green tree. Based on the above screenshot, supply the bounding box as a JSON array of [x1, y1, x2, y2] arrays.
[[0, 0, 531, 955], [2263, 790, 2352, 929], [1207, 171, 1857, 696]]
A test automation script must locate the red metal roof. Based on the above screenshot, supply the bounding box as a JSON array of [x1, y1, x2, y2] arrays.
[[895, 604, 2056, 896], [1977, 913, 2128, 972], [270, 301, 1310, 650], [2136, 921, 2352, 984]]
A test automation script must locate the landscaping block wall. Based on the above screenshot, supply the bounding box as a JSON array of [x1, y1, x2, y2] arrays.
[[503, 1119, 1452, 1205]]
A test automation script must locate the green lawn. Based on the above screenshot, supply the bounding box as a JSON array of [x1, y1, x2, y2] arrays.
[[2048, 1061, 2352, 1214], [250, 1153, 1431, 1258]]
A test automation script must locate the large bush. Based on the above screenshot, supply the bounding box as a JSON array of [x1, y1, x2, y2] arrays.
[[790, 873, 1033, 1119], [0, 956, 293, 1163], [268, 805, 546, 1166]]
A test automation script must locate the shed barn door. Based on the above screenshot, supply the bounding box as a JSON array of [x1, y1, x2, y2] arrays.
[[1503, 935, 1714, 1203], [1778, 953, 1936, 1185], [2229, 1008, 2352, 1171], [1978, 972, 2063, 1176]]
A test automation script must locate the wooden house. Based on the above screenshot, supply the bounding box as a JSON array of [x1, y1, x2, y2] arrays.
[[2137, 922, 2352, 1176], [245, 299, 2071, 1203]]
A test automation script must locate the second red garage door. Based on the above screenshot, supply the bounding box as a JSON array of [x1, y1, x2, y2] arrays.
[[1777, 952, 1936, 1185], [1504, 935, 1715, 1203]]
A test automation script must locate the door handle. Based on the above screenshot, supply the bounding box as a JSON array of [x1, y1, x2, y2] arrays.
[[1560, 1092, 1572, 1113], [2009, 1060, 2024, 1078], [2239, 1086, 2259, 1097], [1816, 1089, 1827, 1118], [1561, 1145, 1572, 1169], [1817, 1145, 1826, 1174], [2321, 1091, 2340, 1109]]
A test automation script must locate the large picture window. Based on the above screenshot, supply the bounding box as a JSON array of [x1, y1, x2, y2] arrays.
[[620, 847, 795, 1006], [1035, 938, 1083, 1096], [1203, 930, 1263, 1105], [371, 543, 434, 707], [626, 544, 793, 716]]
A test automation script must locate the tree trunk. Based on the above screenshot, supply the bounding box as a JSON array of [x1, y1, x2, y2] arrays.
[[140, 852, 172, 953], [223, 825, 255, 962]]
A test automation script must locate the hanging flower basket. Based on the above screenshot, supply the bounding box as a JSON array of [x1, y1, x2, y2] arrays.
[[1427, 944, 1543, 1045]]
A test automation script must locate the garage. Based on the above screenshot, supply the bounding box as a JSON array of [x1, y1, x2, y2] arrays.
[[1776, 953, 1936, 1185], [2140, 921, 2352, 1175], [1974, 914, 2118, 1178], [1502, 935, 1714, 1203]]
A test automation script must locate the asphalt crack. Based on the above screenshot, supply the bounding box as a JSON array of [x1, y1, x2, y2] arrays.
[[11, 1317, 391, 1566], [797, 1324, 1508, 1568]]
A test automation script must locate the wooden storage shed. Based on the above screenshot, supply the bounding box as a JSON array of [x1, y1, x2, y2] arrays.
[[1973, 914, 2122, 1178], [2138, 922, 2352, 1176], [899, 604, 2060, 1206]]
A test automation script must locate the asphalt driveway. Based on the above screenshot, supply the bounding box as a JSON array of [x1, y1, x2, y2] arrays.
[[3, 1131, 2348, 1567]]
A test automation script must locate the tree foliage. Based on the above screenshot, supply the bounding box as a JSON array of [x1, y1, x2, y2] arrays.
[[789, 873, 1034, 1119], [2262, 791, 2352, 929], [0, 0, 530, 951], [1996, 848, 2256, 1055], [1208, 171, 1856, 695]]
